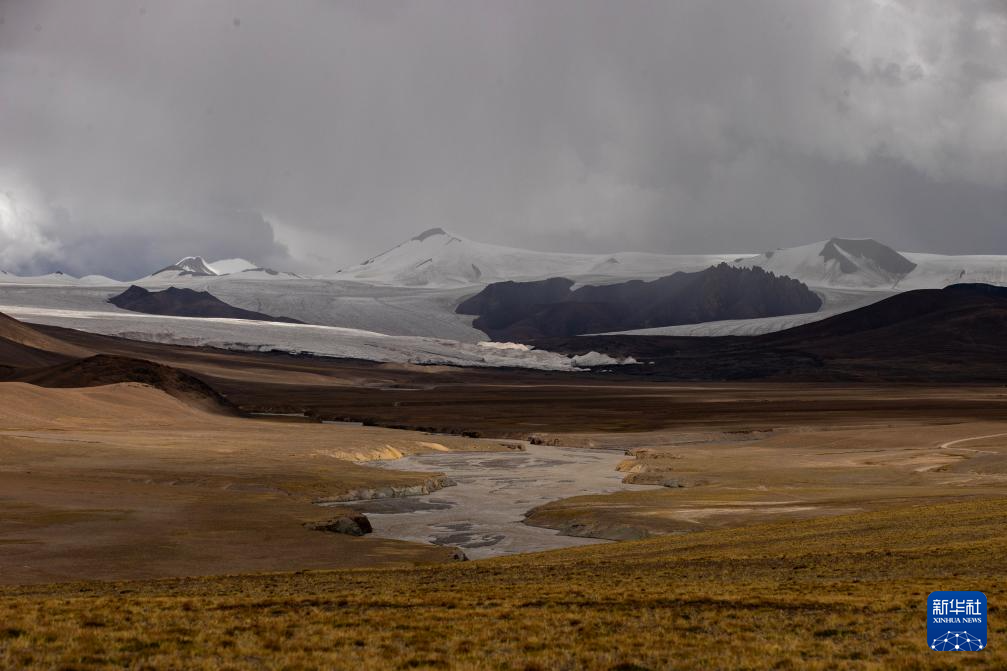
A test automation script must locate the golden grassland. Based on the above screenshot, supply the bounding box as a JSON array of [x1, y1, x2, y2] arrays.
[[3, 497, 1006, 670], [4, 376, 1007, 668], [525, 420, 1007, 541]]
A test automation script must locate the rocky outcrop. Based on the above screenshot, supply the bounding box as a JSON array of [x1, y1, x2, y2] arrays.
[[316, 475, 456, 504], [617, 449, 692, 487], [620, 472, 688, 487], [457, 264, 822, 341], [305, 514, 373, 536], [109, 285, 303, 323]]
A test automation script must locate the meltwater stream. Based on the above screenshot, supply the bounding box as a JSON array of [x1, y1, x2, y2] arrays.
[[352, 444, 652, 559]]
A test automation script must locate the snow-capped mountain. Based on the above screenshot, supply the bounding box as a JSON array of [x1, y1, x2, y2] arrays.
[[2, 233, 1005, 349], [149, 256, 220, 279], [336, 227, 748, 287], [734, 238, 1007, 290], [734, 238, 917, 289], [137, 256, 297, 283]]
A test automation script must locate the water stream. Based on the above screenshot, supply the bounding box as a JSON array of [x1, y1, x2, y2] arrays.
[[354, 444, 651, 559]]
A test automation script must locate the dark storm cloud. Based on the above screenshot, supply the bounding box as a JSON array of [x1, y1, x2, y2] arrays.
[[0, 0, 1004, 278]]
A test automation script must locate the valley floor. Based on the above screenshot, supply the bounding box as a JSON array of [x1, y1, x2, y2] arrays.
[[3, 327, 1007, 668], [3, 497, 1006, 670], [0, 382, 514, 583], [524, 418, 1007, 541]]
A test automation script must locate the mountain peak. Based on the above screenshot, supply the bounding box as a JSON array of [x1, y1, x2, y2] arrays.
[[339, 229, 749, 287], [736, 237, 917, 288], [411, 227, 457, 242], [820, 238, 917, 276], [152, 256, 219, 277]]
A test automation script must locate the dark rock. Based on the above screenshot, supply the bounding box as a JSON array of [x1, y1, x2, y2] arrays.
[[457, 264, 821, 342], [535, 283, 1007, 383], [305, 514, 373, 536], [108, 285, 303, 323], [318, 476, 456, 504], [10, 354, 235, 412]]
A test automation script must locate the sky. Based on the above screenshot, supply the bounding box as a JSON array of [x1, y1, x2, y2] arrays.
[[1, 0, 1005, 279]]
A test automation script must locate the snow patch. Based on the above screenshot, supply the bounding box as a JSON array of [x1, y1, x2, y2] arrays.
[[571, 351, 638, 367], [478, 341, 532, 351], [208, 258, 258, 275]]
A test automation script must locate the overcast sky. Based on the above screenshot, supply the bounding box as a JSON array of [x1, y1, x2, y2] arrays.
[[1, 1, 1005, 279]]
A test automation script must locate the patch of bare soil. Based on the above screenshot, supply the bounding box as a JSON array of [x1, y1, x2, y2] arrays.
[[0, 382, 511, 584]]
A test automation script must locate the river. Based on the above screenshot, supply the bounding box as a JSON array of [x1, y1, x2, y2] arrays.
[[352, 444, 650, 559]]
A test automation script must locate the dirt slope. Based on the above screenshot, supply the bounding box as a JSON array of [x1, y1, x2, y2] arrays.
[[11, 354, 236, 413], [0, 311, 90, 369]]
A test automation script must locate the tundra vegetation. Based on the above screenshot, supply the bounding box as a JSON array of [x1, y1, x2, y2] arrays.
[[2, 498, 1005, 670]]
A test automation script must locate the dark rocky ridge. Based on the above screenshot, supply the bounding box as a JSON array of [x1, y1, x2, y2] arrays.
[[0, 312, 87, 371], [109, 285, 303, 323], [10, 354, 237, 413], [458, 264, 822, 341], [534, 283, 1007, 382]]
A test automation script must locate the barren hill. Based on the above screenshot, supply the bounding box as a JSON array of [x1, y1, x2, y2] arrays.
[[536, 283, 1007, 382]]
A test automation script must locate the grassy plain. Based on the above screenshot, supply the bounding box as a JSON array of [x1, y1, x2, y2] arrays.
[[526, 419, 1007, 539], [2, 497, 1005, 670]]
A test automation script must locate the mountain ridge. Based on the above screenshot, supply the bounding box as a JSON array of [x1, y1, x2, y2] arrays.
[[535, 283, 1007, 382], [458, 264, 822, 341], [2, 231, 1005, 293], [152, 256, 219, 278], [108, 285, 304, 323], [338, 228, 748, 287]]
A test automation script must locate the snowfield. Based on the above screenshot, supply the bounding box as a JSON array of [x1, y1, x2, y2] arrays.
[[0, 271, 82, 286], [206, 258, 258, 275], [0, 304, 628, 371], [601, 288, 894, 337], [0, 279, 486, 341], [336, 228, 750, 287], [734, 238, 1007, 292], [897, 253, 1007, 290]]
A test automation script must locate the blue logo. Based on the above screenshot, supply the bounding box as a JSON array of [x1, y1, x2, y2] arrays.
[[928, 591, 987, 651]]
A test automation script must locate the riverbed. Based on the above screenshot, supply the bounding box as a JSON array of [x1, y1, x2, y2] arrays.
[[353, 444, 651, 559]]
